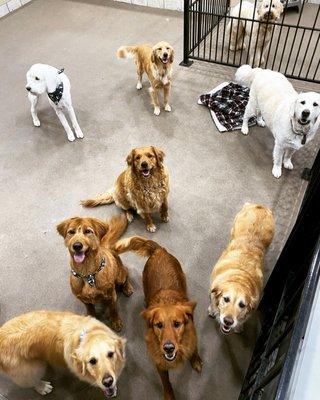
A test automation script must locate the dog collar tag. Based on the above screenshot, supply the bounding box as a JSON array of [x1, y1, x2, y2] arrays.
[[86, 274, 96, 287]]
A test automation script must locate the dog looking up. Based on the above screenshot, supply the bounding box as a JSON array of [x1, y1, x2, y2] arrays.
[[25, 63, 84, 142], [0, 311, 126, 397], [117, 42, 174, 115], [115, 237, 202, 400], [57, 214, 133, 332], [208, 203, 275, 334], [81, 146, 169, 232]]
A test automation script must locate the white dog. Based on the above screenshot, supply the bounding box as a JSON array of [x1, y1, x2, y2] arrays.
[[228, 0, 283, 67], [236, 65, 320, 178], [26, 64, 84, 142]]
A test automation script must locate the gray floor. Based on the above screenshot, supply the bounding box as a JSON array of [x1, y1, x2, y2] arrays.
[[0, 1, 319, 399]]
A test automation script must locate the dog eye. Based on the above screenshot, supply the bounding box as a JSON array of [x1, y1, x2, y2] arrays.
[[173, 321, 181, 328], [107, 351, 114, 358], [155, 322, 163, 329], [84, 229, 93, 234], [147, 154, 153, 158], [223, 296, 230, 303], [135, 155, 141, 160], [35, 76, 40, 81], [313, 102, 318, 107], [300, 100, 305, 105], [67, 229, 75, 235], [89, 357, 97, 365], [239, 302, 246, 309]]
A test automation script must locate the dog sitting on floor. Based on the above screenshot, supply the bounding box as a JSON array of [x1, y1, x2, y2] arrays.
[[236, 65, 320, 178], [115, 236, 203, 400], [208, 203, 275, 334], [117, 41, 174, 116], [25, 63, 84, 142], [81, 146, 169, 233], [57, 214, 133, 332], [0, 311, 126, 397]]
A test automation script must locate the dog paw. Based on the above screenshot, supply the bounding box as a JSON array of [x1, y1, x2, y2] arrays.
[[33, 118, 41, 127], [75, 129, 84, 139], [161, 215, 169, 223], [272, 165, 282, 178], [241, 126, 249, 135], [284, 160, 293, 170], [34, 381, 53, 396], [67, 134, 76, 142], [191, 355, 203, 374], [136, 82, 142, 90], [123, 282, 134, 297], [147, 224, 157, 233], [257, 117, 266, 127], [154, 107, 160, 116], [125, 211, 134, 223], [111, 318, 124, 332], [164, 104, 172, 112]]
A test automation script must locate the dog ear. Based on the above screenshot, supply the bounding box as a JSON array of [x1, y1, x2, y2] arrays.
[[152, 146, 165, 166], [71, 351, 86, 376], [116, 338, 127, 359], [126, 149, 135, 166], [169, 48, 174, 63], [151, 49, 156, 64], [57, 219, 73, 237], [180, 301, 197, 321], [210, 286, 222, 304], [140, 307, 158, 327], [45, 69, 59, 93], [90, 218, 109, 239]]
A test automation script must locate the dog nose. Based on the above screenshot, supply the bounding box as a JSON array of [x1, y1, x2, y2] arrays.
[[73, 242, 83, 252], [223, 317, 234, 327], [302, 109, 310, 117], [163, 52, 168, 58], [102, 375, 114, 388], [163, 342, 175, 354], [26, 86, 31, 91], [141, 161, 148, 168]]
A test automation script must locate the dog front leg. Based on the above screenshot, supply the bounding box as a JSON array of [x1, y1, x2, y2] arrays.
[[241, 99, 256, 135], [272, 142, 284, 178], [149, 87, 160, 116], [28, 93, 40, 127], [85, 303, 96, 317], [67, 106, 84, 139], [108, 289, 123, 332], [190, 350, 203, 373], [156, 367, 176, 400], [160, 198, 169, 222], [163, 84, 172, 112], [142, 212, 156, 232], [54, 108, 76, 142], [283, 148, 295, 170]]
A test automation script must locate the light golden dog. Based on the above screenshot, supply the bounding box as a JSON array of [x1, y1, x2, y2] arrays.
[[57, 214, 133, 332], [81, 146, 169, 233], [0, 311, 126, 397], [117, 41, 174, 115], [208, 203, 275, 334]]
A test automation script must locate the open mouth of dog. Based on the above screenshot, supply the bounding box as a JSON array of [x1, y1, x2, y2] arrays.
[[140, 168, 152, 178], [164, 352, 177, 362], [103, 385, 117, 398], [220, 324, 232, 334], [298, 118, 310, 125], [72, 249, 89, 263], [161, 56, 169, 64]]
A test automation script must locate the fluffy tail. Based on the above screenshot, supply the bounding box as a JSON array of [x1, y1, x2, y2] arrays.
[[117, 46, 138, 59], [114, 236, 161, 257], [235, 64, 256, 88], [81, 188, 114, 207], [103, 214, 128, 247]]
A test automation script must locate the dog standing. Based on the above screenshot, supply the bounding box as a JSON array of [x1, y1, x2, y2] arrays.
[[117, 42, 174, 116], [228, 0, 283, 67], [208, 203, 275, 334], [236, 65, 320, 178], [115, 237, 202, 400], [81, 146, 169, 232], [0, 311, 126, 397], [26, 63, 84, 142], [57, 215, 133, 332]]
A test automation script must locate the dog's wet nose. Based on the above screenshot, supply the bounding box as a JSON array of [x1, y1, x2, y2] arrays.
[[223, 317, 234, 327], [163, 341, 175, 353], [73, 242, 83, 252], [141, 161, 148, 168], [302, 109, 310, 118], [102, 375, 114, 388], [163, 52, 168, 58], [26, 86, 31, 91]]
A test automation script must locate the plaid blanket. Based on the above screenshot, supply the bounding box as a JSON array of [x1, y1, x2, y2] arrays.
[[198, 82, 256, 132]]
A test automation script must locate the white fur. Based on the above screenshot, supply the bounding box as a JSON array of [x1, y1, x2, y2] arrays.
[[236, 65, 320, 178], [26, 63, 84, 142]]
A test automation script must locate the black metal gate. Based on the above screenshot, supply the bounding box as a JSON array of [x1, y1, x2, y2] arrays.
[[181, 0, 320, 84]]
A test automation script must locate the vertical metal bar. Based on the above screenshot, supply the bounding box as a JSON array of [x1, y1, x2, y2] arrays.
[[215, 0, 221, 60], [197, 0, 202, 57], [278, 26, 291, 73], [181, 0, 191, 65], [233, 0, 244, 65], [220, 0, 229, 63], [258, 0, 273, 67], [245, 0, 259, 65], [271, 0, 289, 70], [305, 34, 320, 80], [313, 57, 320, 81], [291, 29, 306, 77]]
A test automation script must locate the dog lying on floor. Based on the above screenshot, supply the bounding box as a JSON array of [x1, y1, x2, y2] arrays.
[[0, 311, 126, 397], [25, 63, 84, 142], [81, 146, 169, 233], [236, 65, 320, 178], [115, 236, 202, 400], [208, 203, 275, 334], [57, 214, 133, 332], [228, 0, 283, 67], [117, 41, 174, 116]]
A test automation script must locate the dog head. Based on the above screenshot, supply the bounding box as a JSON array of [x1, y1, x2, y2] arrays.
[[257, 0, 283, 22], [72, 330, 126, 397], [151, 41, 174, 65], [57, 217, 108, 264], [126, 146, 165, 179], [26, 63, 61, 95], [292, 92, 320, 126], [141, 301, 196, 364], [209, 283, 256, 334]]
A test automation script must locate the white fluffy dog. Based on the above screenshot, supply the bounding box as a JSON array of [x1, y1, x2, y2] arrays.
[[229, 0, 283, 67], [26, 64, 84, 142], [236, 65, 320, 178]]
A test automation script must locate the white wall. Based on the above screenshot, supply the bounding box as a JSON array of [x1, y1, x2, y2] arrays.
[[114, 0, 183, 11], [0, 0, 31, 18]]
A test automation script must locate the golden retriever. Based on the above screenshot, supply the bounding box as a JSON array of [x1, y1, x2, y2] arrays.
[[57, 214, 133, 332], [81, 146, 169, 233], [208, 203, 275, 334], [0, 311, 126, 397], [115, 236, 202, 400], [117, 41, 174, 115]]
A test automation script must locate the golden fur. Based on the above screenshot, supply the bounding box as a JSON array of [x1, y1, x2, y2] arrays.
[[81, 146, 170, 233], [0, 311, 126, 397], [115, 236, 202, 400], [117, 41, 174, 115], [57, 214, 133, 332], [208, 203, 275, 334]]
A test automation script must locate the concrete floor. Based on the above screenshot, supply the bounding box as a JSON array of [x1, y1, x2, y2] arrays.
[[0, 1, 319, 399]]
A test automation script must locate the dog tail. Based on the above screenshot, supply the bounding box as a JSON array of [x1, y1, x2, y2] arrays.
[[103, 214, 128, 247], [117, 46, 138, 59], [80, 188, 114, 207], [235, 64, 256, 87], [114, 236, 161, 257]]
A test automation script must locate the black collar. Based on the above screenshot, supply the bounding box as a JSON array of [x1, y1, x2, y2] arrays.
[[47, 82, 64, 105], [71, 258, 106, 287]]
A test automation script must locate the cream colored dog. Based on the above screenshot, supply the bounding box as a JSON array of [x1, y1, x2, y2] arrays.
[[228, 0, 283, 67], [0, 311, 126, 397], [208, 204, 275, 334]]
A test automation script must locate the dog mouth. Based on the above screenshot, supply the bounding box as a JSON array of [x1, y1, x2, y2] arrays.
[[73, 252, 86, 263], [298, 118, 310, 125], [161, 56, 169, 64], [263, 12, 276, 21], [220, 324, 232, 334], [103, 385, 117, 398], [164, 352, 177, 362], [140, 168, 152, 178]]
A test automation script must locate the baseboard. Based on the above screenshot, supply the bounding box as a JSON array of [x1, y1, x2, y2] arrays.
[[113, 0, 183, 11]]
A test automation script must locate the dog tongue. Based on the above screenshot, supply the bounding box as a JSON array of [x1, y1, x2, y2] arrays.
[[74, 253, 85, 263]]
